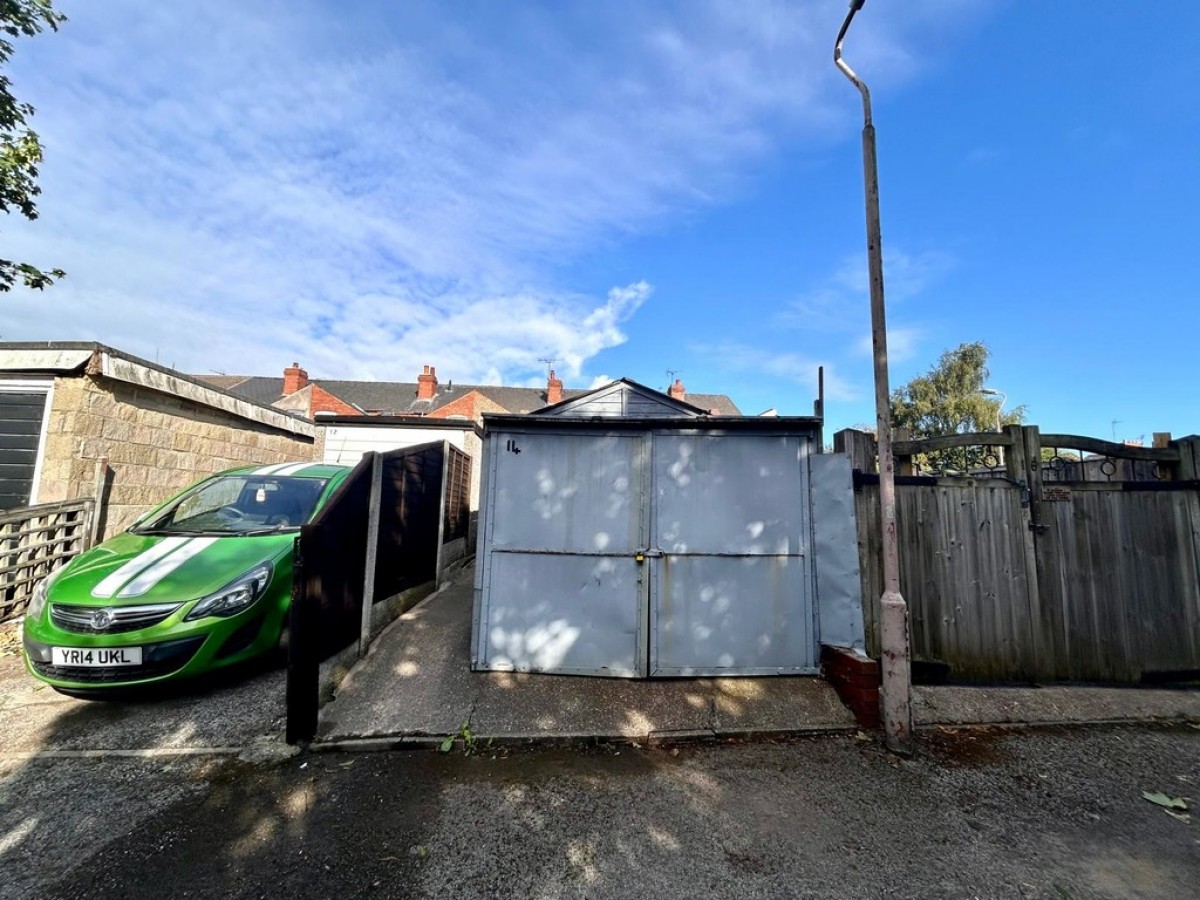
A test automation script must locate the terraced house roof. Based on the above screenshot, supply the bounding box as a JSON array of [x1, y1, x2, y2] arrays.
[[195, 363, 742, 419]]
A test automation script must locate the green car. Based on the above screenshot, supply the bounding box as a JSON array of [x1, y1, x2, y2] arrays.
[[22, 461, 350, 694]]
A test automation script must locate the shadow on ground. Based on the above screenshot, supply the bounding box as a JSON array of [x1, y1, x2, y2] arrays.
[[0, 619, 288, 899], [29, 725, 1200, 900]]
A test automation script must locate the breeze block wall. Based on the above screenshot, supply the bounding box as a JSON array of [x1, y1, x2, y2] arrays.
[[37, 375, 317, 538]]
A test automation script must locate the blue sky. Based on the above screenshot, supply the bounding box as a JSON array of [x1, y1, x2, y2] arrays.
[[3, 1, 1196, 442]]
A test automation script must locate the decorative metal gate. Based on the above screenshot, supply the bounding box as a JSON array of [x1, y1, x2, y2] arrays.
[[473, 425, 818, 678]]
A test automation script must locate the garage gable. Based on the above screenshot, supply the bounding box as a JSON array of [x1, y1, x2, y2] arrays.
[[537, 379, 706, 419]]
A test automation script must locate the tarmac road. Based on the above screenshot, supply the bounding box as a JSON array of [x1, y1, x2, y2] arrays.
[[14, 724, 1200, 900]]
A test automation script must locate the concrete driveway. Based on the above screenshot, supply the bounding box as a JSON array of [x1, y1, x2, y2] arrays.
[[0, 620, 287, 756], [317, 564, 1200, 747]]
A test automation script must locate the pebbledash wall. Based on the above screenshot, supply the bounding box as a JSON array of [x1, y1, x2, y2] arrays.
[[40, 377, 318, 536]]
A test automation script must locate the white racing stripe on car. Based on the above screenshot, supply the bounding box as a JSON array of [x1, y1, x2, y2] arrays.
[[273, 462, 315, 476], [117, 537, 219, 597], [91, 537, 192, 599], [253, 462, 294, 475]]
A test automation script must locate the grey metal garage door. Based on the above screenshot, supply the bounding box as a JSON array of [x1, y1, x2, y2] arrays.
[[0, 390, 49, 509], [649, 433, 813, 676], [473, 427, 816, 678], [474, 431, 648, 677]]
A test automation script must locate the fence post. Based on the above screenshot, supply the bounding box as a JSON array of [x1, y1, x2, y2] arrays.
[[434, 442, 450, 587], [1021, 425, 1069, 679], [286, 531, 318, 745], [1004, 424, 1047, 678], [894, 427, 914, 476], [834, 428, 877, 473], [1171, 437, 1199, 481], [88, 457, 109, 549], [358, 452, 383, 657]]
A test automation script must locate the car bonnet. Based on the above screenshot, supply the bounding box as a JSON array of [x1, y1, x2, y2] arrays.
[[46, 530, 294, 607]]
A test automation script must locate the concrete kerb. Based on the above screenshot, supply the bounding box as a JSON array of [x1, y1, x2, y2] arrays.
[[307, 724, 863, 755], [9, 717, 1195, 762], [306, 716, 1200, 756]]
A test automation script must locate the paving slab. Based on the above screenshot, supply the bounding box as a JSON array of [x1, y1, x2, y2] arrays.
[[914, 683, 1200, 727]]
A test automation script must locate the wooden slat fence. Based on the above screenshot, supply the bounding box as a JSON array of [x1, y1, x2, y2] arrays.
[[0, 499, 96, 623], [841, 425, 1200, 682]]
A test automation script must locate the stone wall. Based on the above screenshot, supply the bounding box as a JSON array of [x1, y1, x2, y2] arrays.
[[38, 375, 317, 538]]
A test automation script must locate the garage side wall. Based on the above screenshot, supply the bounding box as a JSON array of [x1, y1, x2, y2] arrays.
[[38, 375, 317, 537], [809, 453, 866, 652], [319, 424, 483, 514]]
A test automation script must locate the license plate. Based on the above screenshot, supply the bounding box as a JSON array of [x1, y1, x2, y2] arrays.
[[51, 646, 143, 667]]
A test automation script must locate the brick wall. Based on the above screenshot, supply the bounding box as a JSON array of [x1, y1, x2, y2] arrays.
[[309, 384, 359, 417], [428, 390, 505, 422], [821, 645, 881, 729], [38, 375, 317, 538]]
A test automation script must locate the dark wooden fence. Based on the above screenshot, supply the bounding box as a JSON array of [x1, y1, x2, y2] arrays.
[[1, 499, 97, 622], [841, 425, 1200, 682], [287, 441, 471, 743]]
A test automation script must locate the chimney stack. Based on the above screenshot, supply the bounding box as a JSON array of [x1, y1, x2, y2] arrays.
[[417, 364, 439, 400], [546, 369, 564, 405], [668, 378, 686, 401], [283, 362, 308, 394]]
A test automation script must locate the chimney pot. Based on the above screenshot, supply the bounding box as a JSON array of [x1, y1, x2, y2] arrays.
[[668, 378, 686, 401]]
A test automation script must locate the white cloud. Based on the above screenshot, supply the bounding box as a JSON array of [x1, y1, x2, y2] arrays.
[[695, 341, 859, 403], [2, 0, 987, 384], [782, 248, 954, 332]]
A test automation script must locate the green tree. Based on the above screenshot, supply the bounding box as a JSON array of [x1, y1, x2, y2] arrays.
[[890, 341, 1025, 472], [1, 0, 66, 292]]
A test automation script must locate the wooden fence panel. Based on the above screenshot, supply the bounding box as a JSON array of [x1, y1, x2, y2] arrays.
[[858, 479, 1038, 679], [0, 500, 95, 623], [847, 427, 1200, 683], [1042, 486, 1200, 680]]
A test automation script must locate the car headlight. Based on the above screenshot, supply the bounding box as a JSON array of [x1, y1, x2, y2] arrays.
[[26, 566, 65, 621], [185, 563, 273, 621]]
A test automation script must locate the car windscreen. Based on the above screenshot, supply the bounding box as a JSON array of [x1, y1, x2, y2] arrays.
[[130, 475, 330, 535]]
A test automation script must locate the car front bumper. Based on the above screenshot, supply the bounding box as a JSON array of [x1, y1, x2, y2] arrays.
[[22, 603, 282, 689]]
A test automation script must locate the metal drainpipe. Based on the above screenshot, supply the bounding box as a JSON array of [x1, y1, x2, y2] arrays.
[[834, 0, 913, 752]]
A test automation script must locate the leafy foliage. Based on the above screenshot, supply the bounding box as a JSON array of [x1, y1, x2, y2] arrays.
[[1, 0, 66, 292], [891, 341, 1025, 473]]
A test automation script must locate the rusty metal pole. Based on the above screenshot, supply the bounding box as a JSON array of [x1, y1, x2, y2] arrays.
[[834, 0, 913, 752]]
